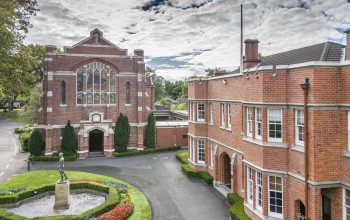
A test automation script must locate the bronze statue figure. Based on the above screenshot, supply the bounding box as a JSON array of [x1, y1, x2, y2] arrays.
[[58, 152, 68, 183]]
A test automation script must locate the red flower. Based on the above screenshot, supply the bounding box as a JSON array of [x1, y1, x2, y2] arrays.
[[98, 203, 134, 220]]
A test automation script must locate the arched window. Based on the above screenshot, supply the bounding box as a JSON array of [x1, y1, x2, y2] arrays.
[[61, 81, 66, 104], [126, 82, 131, 104], [75, 62, 117, 105]]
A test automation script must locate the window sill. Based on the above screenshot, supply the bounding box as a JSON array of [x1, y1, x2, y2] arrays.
[[243, 137, 288, 149], [209, 122, 213, 126], [244, 202, 266, 220], [189, 159, 207, 167], [344, 151, 350, 158], [225, 127, 232, 132], [220, 126, 226, 130], [291, 144, 304, 153], [60, 104, 67, 107], [125, 104, 131, 107]]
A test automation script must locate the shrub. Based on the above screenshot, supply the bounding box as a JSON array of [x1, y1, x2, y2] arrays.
[[144, 113, 156, 148], [181, 164, 213, 184], [227, 193, 251, 220], [98, 203, 134, 220], [113, 146, 181, 157], [114, 114, 130, 153], [19, 128, 34, 152], [175, 150, 188, 164], [28, 154, 77, 161], [28, 129, 45, 156], [61, 120, 78, 153]]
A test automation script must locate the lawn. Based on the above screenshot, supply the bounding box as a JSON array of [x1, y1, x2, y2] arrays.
[[0, 170, 151, 220]]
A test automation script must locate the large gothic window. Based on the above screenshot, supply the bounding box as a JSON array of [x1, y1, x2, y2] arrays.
[[76, 62, 117, 105]]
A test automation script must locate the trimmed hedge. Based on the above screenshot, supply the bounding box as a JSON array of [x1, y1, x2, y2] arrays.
[[28, 154, 77, 161], [0, 182, 120, 220], [175, 150, 188, 164], [113, 146, 181, 157], [181, 164, 213, 184], [227, 193, 251, 220]]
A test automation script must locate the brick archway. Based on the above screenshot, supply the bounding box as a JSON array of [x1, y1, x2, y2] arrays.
[[294, 200, 306, 219], [220, 153, 231, 188]]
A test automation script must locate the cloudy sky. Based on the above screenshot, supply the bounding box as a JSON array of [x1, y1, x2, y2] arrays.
[[26, 0, 350, 81]]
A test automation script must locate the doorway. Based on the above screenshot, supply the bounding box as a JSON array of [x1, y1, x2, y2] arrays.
[[222, 153, 231, 188], [89, 129, 104, 152], [322, 196, 331, 220]]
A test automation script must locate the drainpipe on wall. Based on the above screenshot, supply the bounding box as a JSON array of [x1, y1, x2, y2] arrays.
[[300, 78, 310, 220]]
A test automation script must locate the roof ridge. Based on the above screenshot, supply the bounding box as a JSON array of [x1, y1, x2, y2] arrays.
[[320, 42, 331, 61], [262, 42, 327, 59]]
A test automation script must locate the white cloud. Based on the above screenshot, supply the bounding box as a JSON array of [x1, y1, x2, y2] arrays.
[[26, 0, 350, 80]]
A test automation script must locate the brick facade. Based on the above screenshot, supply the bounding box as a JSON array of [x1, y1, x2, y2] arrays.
[[188, 36, 350, 219], [38, 29, 154, 158]]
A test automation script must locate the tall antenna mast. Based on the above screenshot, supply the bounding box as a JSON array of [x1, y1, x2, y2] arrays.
[[240, 4, 243, 73]]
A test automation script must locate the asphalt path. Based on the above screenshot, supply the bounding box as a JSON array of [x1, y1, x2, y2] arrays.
[[0, 119, 28, 184]]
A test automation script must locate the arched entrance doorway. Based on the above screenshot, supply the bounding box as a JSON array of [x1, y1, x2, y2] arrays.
[[221, 153, 231, 188], [295, 200, 306, 219], [89, 129, 104, 152]]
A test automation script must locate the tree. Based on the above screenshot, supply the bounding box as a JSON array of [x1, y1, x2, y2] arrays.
[[17, 83, 41, 123], [146, 67, 165, 101], [205, 67, 223, 77], [144, 113, 156, 148], [159, 98, 167, 106], [61, 120, 78, 154], [28, 129, 45, 156], [114, 113, 130, 152], [164, 80, 183, 100]]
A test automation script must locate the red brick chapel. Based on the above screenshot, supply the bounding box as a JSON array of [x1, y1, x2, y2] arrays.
[[38, 29, 155, 158]]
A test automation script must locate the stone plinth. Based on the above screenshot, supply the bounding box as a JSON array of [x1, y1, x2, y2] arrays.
[[53, 180, 70, 210]]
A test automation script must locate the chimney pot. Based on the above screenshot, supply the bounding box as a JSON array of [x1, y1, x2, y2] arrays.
[[243, 39, 261, 69]]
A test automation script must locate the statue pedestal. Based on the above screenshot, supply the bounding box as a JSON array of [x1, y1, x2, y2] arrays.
[[53, 180, 70, 210]]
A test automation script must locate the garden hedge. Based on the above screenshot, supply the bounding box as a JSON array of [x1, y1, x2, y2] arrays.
[[28, 154, 77, 162], [113, 146, 181, 157], [227, 193, 251, 220], [175, 150, 188, 164], [0, 182, 120, 220], [181, 164, 213, 184]]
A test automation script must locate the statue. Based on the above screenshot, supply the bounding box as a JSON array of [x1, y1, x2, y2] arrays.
[[58, 152, 68, 183]]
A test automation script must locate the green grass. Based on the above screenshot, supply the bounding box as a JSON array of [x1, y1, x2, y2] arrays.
[[175, 150, 188, 164], [0, 170, 151, 220]]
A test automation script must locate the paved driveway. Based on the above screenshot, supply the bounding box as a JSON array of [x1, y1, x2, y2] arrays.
[[31, 152, 230, 220]]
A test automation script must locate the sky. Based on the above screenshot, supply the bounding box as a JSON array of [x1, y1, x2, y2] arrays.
[[26, 0, 350, 81]]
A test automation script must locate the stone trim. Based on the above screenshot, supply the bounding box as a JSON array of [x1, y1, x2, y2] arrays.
[[243, 137, 289, 149]]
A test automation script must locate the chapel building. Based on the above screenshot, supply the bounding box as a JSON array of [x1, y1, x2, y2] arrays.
[[38, 29, 154, 158], [188, 28, 350, 219]]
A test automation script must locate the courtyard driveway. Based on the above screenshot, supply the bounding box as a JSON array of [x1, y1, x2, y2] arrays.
[[31, 152, 230, 220]]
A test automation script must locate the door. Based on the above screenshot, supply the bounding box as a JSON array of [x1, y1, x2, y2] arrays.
[[89, 129, 104, 152], [322, 196, 331, 220]]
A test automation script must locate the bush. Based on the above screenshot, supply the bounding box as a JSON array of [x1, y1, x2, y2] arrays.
[[113, 146, 181, 158], [181, 164, 213, 184], [114, 114, 130, 153], [28, 154, 77, 161], [175, 150, 188, 164], [144, 113, 155, 148], [61, 120, 78, 153], [19, 128, 34, 152], [227, 193, 251, 220], [28, 129, 45, 156], [98, 203, 134, 220]]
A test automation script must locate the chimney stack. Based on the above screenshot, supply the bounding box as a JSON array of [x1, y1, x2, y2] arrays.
[[345, 28, 350, 61], [243, 39, 261, 69]]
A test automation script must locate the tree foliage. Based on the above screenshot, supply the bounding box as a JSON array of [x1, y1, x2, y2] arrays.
[[205, 67, 223, 77], [17, 83, 41, 123], [146, 67, 165, 101], [61, 120, 78, 153], [114, 113, 130, 152], [144, 113, 156, 148], [28, 129, 45, 156]]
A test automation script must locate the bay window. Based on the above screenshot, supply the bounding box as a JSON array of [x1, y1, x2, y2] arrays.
[[198, 140, 205, 164], [296, 110, 304, 146], [221, 103, 225, 127], [256, 171, 263, 211], [227, 104, 232, 128], [268, 109, 282, 142], [247, 107, 253, 137], [268, 176, 283, 218], [255, 108, 262, 140], [197, 103, 205, 121], [247, 167, 253, 204]]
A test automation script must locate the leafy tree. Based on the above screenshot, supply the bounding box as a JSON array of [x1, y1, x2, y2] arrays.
[[159, 98, 167, 106], [17, 84, 41, 123], [205, 67, 223, 77], [164, 80, 183, 100], [28, 129, 45, 156], [114, 113, 130, 152], [146, 67, 165, 101], [61, 120, 78, 153], [144, 113, 156, 148], [175, 103, 187, 110]]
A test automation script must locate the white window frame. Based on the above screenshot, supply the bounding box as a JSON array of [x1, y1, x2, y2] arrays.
[[344, 188, 350, 220], [268, 176, 283, 218], [227, 104, 232, 128], [197, 140, 205, 164], [247, 107, 253, 137], [197, 103, 205, 121], [209, 102, 213, 124], [255, 108, 262, 140], [221, 103, 225, 127], [295, 110, 304, 146], [256, 171, 263, 212], [247, 167, 253, 205], [189, 102, 192, 121], [189, 138, 193, 160], [192, 138, 195, 162], [268, 109, 283, 143], [210, 141, 213, 168], [348, 111, 350, 151]]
